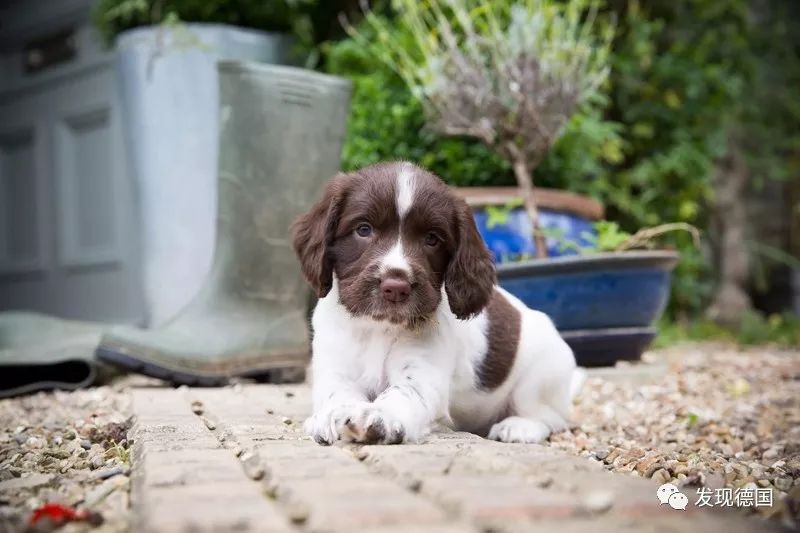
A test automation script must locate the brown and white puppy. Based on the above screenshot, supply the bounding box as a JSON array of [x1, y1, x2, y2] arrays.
[[292, 162, 580, 444]]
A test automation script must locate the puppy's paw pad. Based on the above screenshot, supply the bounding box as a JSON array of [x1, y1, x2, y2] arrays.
[[341, 406, 406, 444], [488, 417, 551, 444]]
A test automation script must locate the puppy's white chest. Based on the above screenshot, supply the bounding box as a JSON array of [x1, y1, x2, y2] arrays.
[[347, 326, 402, 396]]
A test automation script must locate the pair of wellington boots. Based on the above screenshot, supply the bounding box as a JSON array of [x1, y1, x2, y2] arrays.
[[0, 62, 351, 395]]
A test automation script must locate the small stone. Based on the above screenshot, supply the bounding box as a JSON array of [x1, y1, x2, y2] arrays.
[[0, 473, 53, 491], [25, 437, 44, 449], [775, 477, 792, 491], [241, 453, 264, 480], [757, 479, 771, 488], [635, 452, 662, 477], [52, 436, 63, 446], [285, 391, 295, 398], [84, 476, 127, 507], [594, 449, 609, 461], [762, 448, 779, 460], [201, 417, 216, 431], [266, 409, 274, 415], [90, 454, 105, 469], [90, 465, 129, 480], [652, 468, 671, 484], [190, 401, 204, 415], [581, 491, 614, 514], [80, 440, 92, 450], [536, 475, 554, 488], [43, 449, 70, 460], [263, 480, 279, 499], [281, 417, 292, 426], [287, 502, 309, 524], [404, 478, 422, 492]]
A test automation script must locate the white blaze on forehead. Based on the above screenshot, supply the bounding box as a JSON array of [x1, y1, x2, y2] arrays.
[[396, 163, 416, 219], [378, 164, 416, 277], [379, 239, 411, 275]]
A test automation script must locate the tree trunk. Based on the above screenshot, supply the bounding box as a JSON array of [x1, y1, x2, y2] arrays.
[[707, 133, 752, 326], [511, 158, 548, 258]]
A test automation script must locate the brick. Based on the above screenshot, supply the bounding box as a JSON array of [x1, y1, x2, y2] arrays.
[[361, 444, 466, 477], [421, 475, 582, 522], [131, 421, 220, 452], [135, 481, 292, 532], [139, 449, 248, 487], [259, 444, 369, 480], [278, 477, 448, 531]]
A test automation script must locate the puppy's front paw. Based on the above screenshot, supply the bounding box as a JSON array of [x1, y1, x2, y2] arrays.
[[488, 416, 551, 443], [304, 402, 375, 445], [339, 405, 406, 445], [304, 410, 339, 445]]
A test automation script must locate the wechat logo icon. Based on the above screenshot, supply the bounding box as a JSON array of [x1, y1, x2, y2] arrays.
[[657, 483, 689, 511]]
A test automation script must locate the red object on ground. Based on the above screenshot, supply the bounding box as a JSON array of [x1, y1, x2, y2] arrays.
[[29, 503, 92, 525]]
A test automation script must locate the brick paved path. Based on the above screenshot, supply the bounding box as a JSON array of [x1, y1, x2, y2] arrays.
[[130, 385, 778, 532]]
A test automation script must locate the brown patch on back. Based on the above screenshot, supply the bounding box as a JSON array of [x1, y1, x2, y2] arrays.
[[476, 289, 521, 391]]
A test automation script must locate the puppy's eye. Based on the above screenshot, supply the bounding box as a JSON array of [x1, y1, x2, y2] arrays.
[[355, 223, 373, 238], [424, 232, 440, 247]]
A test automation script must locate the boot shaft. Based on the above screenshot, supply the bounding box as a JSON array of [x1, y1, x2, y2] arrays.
[[211, 62, 352, 304]]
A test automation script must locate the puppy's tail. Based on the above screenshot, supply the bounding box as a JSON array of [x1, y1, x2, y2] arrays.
[[569, 367, 587, 401]]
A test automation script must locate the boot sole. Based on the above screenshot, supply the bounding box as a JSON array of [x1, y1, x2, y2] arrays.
[[95, 346, 305, 387]]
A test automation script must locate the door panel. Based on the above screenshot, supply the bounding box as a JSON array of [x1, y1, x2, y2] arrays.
[[0, 127, 43, 275], [0, 63, 144, 324]]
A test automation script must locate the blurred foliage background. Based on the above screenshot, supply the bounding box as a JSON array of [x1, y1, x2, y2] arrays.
[[319, 0, 800, 328], [93, 0, 800, 342]]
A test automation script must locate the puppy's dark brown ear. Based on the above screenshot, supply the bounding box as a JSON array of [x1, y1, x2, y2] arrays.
[[445, 199, 496, 319], [291, 174, 351, 297]]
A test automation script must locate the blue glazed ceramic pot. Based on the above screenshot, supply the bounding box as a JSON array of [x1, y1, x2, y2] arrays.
[[560, 327, 657, 367], [496, 251, 679, 330], [473, 207, 596, 261]]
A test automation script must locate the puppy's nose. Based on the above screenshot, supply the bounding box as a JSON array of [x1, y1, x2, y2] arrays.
[[381, 277, 411, 303]]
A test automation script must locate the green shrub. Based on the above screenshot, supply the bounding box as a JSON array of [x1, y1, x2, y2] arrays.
[[655, 312, 800, 348], [324, 28, 512, 187], [91, 0, 316, 45]]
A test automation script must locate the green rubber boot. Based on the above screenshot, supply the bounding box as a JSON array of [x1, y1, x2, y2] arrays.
[[96, 62, 351, 385], [0, 312, 109, 398]]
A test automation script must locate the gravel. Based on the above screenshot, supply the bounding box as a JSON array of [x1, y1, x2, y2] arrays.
[[547, 343, 800, 529], [0, 376, 155, 532], [1, 343, 797, 531]]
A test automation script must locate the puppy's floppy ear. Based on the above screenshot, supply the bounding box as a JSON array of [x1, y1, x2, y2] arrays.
[[291, 173, 351, 297], [445, 199, 496, 319]]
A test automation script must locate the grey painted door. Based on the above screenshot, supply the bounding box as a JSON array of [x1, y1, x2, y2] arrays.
[[0, 10, 144, 324]]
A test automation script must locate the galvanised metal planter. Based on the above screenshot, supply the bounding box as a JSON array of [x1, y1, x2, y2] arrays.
[[497, 251, 679, 366], [115, 24, 294, 327]]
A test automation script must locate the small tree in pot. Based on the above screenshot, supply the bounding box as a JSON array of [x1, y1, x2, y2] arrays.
[[350, 0, 613, 257]]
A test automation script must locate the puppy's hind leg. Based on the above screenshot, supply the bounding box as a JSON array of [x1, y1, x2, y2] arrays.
[[488, 349, 575, 444]]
